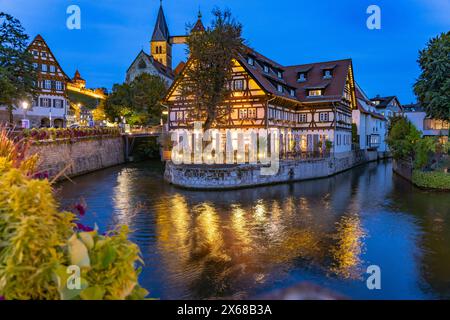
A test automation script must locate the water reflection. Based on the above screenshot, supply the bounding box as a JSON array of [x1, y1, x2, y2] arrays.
[[58, 160, 450, 299]]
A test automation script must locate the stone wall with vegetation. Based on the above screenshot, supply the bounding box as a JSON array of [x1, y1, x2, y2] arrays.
[[165, 150, 380, 189], [26, 137, 125, 180]]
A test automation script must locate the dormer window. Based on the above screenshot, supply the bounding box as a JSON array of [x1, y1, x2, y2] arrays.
[[277, 71, 282, 79], [323, 69, 332, 79], [263, 65, 269, 73], [277, 84, 283, 92], [297, 72, 307, 82], [308, 89, 322, 96], [248, 57, 254, 66]]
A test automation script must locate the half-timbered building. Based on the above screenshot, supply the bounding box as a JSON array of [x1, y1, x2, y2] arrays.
[[164, 47, 357, 155], [0, 35, 71, 128]]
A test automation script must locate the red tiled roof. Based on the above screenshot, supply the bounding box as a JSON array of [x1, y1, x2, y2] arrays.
[[174, 61, 186, 76], [238, 47, 353, 104]]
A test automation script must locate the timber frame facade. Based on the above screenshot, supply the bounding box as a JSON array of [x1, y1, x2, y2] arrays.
[[164, 48, 357, 154]]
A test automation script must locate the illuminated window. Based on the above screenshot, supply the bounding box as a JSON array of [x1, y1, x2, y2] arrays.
[[176, 112, 183, 120], [424, 119, 450, 130], [248, 108, 257, 119], [239, 109, 248, 119], [308, 90, 322, 96]]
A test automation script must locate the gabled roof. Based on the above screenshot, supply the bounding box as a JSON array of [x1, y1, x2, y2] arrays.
[[355, 84, 386, 120], [73, 70, 84, 81], [152, 4, 170, 41], [28, 34, 70, 81], [239, 47, 353, 104], [370, 95, 402, 109], [127, 50, 174, 80], [403, 103, 424, 112], [191, 11, 205, 33], [166, 46, 356, 106]]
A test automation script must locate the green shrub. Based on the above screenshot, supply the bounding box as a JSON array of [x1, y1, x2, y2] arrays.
[[412, 170, 450, 190], [0, 128, 148, 300]]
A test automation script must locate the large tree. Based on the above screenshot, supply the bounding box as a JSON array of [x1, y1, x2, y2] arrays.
[[105, 74, 167, 125], [180, 8, 246, 130], [0, 12, 37, 123], [414, 32, 450, 122]]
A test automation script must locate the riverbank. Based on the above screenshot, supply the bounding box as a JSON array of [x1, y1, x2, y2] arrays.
[[393, 159, 450, 191], [165, 150, 387, 190]]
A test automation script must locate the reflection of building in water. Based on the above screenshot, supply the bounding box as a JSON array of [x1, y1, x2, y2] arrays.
[[330, 214, 366, 279], [150, 190, 367, 297]]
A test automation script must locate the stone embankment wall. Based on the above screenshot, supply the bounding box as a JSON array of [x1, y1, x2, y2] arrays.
[[165, 150, 384, 190], [392, 159, 413, 181], [26, 137, 125, 180]]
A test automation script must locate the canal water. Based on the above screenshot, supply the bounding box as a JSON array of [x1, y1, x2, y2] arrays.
[[57, 160, 450, 300]]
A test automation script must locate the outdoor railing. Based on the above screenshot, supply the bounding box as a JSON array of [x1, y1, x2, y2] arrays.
[[125, 125, 163, 135]]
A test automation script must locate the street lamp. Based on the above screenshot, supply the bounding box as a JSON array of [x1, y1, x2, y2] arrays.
[[22, 101, 28, 119]]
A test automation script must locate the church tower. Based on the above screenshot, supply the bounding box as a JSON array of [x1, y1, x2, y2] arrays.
[[151, 1, 172, 70]]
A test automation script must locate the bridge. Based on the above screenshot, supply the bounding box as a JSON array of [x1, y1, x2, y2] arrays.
[[122, 125, 165, 161]]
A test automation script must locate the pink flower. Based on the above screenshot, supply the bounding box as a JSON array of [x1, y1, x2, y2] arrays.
[[74, 203, 87, 216], [76, 223, 94, 232]]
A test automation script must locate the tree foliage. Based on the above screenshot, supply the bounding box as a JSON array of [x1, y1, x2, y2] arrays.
[[414, 32, 450, 122], [180, 8, 246, 130], [0, 128, 148, 300], [0, 12, 37, 122], [105, 74, 167, 125], [386, 117, 422, 161], [387, 116, 449, 170]]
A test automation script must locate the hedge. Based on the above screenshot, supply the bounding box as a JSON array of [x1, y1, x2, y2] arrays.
[[412, 170, 450, 190]]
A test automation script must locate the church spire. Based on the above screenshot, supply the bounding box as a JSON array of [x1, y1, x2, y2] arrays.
[[191, 7, 205, 33], [151, 1, 170, 41]]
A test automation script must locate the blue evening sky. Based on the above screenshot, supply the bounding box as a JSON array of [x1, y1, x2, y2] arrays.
[[1, 0, 448, 103]]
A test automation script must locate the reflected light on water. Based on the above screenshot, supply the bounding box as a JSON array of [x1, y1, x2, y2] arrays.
[[57, 160, 450, 299], [330, 214, 366, 280]]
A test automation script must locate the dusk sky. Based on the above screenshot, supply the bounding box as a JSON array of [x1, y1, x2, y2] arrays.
[[1, 0, 449, 103]]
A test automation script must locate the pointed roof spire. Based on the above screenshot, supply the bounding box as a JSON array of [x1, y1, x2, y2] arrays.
[[191, 8, 205, 33], [152, 1, 170, 41]]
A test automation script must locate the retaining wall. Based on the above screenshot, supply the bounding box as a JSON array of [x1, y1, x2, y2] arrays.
[[26, 137, 125, 180], [165, 150, 381, 189]]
